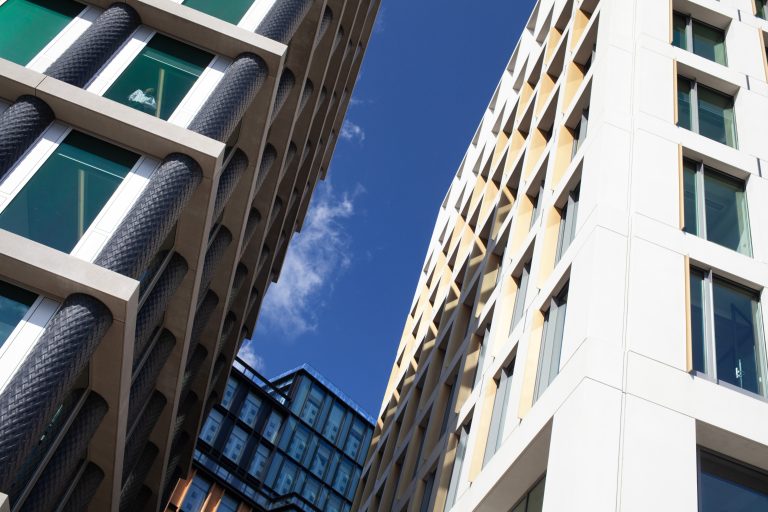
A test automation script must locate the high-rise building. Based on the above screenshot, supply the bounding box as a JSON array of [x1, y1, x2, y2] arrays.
[[167, 358, 374, 512], [0, 0, 378, 510], [354, 0, 768, 510]]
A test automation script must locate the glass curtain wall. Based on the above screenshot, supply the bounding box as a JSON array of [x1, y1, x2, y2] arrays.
[[182, 0, 254, 24], [699, 451, 768, 511]]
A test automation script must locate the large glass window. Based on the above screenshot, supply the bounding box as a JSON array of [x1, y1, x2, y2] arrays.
[[248, 443, 271, 478], [510, 477, 546, 512], [263, 411, 283, 443], [677, 77, 737, 147], [221, 378, 238, 410], [323, 402, 345, 442], [0, 0, 84, 65], [555, 185, 580, 263], [199, 409, 223, 446], [683, 160, 751, 255], [0, 280, 37, 348], [310, 442, 332, 479], [182, 0, 253, 24], [690, 269, 767, 397], [301, 386, 325, 426], [758, 0, 767, 19], [0, 131, 138, 253], [288, 426, 310, 462], [345, 419, 366, 460], [180, 475, 211, 512], [484, 360, 515, 465], [103, 34, 212, 120], [275, 460, 298, 494], [510, 263, 531, 334], [672, 13, 727, 65], [534, 286, 569, 401], [529, 184, 544, 229], [218, 495, 239, 512], [571, 110, 589, 158], [699, 450, 768, 511], [223, 426, 248, 463], [333, 460, 353, 496], [444, 423, 471, 511], [302, 476, 322, 504], [238, 392, 262, 427]]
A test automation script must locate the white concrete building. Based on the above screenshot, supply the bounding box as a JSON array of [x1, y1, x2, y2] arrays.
[[354, 0, 768, 510]]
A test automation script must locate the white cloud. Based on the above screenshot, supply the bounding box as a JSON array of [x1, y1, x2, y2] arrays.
[[340, 119, 366, 142], [238, 339, 266, 372], [258, 182, 358, 338]]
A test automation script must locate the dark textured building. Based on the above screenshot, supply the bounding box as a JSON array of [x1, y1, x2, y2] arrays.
[[0, 0, 378, 510], [166, 358, 374, 512]]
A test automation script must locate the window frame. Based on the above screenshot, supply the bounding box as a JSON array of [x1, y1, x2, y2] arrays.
[[697, 449, 768, 509], [672, 12, 728, 65], [677, 76, 738, 148]]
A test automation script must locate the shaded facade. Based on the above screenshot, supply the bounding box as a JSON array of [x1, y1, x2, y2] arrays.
[[0, 0, 379, 510], [354, 0, 768, 511], [166, 358, 373, 512]]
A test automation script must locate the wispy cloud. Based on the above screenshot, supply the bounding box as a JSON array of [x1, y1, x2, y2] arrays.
[[340, 119, 366, 142], [258, 182, 359, 338], [238, 339, 266, 372]]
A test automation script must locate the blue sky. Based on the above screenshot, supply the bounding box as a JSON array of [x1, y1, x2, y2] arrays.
[[240, 0, 537, 417]]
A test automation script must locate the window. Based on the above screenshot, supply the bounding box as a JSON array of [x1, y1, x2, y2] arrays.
[[683, 160, 751, 255], [677, 77, 737, 147], [223, 426, 248, 463], [555, 186, 580, 263], [420, 471, 436, 512], [444, 423, 471, 511], [333, 460, 353, 495], [103, 34, 213, 120], [263, 411, 283, 443], [699, 450, 768, 510], [238, 393, 262, 427], [199, 409, 223, 446], [510, 263, 531, 334], [323, 402, 345, 442], [310, 442, 332, 478], [0, 280, 37, 348], [439, 380, 458, 436], [690, 269, 767, 397], [182, 0, 254, 24], [248, 443, 271, 478], [301, 386, 325, 426], [484, 360, 515, 465], [673, 13, 727, 65], [180, 475, 211, 512], [288, 426, 310, 461], [302, 477, 322, 504], [534, 286, 569, 401], [0, 131, 139, 253], [758, 0, 767, 19], [222, 378, 238, 410], [275, 460, 298, 494], [218, 495, 239, 512], [0, 0, 83, 65], [571, 110, 589, 158], [473, 330, 489, 390], [510, 477, 546, 512], [326, 494, 344, 512], [529, 184, 545, 229]]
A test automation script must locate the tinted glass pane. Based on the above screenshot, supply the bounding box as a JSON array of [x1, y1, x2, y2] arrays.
[[683, 161, 699, 236], [511, 264, 530, 332], [0, 0, 83, 65], [218, 495, 239, 512], [672, 13, 688, 50], [700, 453, 768, 512], [0, 280, 37, 348], [180, 475, 210, 512], [704, 171, 751, 255], [698, 86, 736, 147], [690, 269, 707, 374], [692, 21, 726, 65], [103, 34, 212, 120], [182, 0, 253, 24], [323, 403, 345, 442], [677, 78, 692, 130], [713, 279, 765, 395], [0, 131, 138, 253], [758, 0, 767, 19], [526, 478, 546, 512]]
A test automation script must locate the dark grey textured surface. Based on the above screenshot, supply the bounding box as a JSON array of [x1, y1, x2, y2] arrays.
[[134, 254, 188, 366], [254, 144, 277, 195], [242, 208, 263, 250], [188, 54, 267, 143], [128, 331, 175, 423], [256, 0, 314, 44], [124, 391, 166, 482], [95, 154, 202, 279], [61, 463, 104, 512], [200, 227, 233, 294], [20, 393, 108, 512], [300, 79, 314, 115], [46, 3, 140, 88], [188, 291, 219, 361], [119, 442, 158, 512], [213, 150, 249, 221], [270, 68, 296, 123], [181, 345, 207, 396], [217, 313, 238, 357], [0, 294, 112, 493], [317, 6, 333, 43], [0, 96, 54, 179]]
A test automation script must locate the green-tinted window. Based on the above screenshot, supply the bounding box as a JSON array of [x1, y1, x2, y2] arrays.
[[0, 131, 139, 253], [0, 280, 37, 347], [0, 0, 83, 65], [673, 13, 688, 50], [182, 0, 253, 24], [690, 268, 707, 374], [677, 77, 692, 130], [757, 0, 767, 20], [698, 85, 736, 147], [673, 13, 727, 65], [103, 34, 213, 120]]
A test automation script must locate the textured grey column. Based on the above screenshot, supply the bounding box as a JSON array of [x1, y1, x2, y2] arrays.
[[133, 254, 188, 366], [181, 345, 207, 395], [242, 208, 262, 250], [174, 390, 197, 434], [200, 227, 233, 293], [46, 3, 140, 88], [0, 96, 54, 178], [269, 196, 284, 228], [119, 443, 158, 512], [20, 394, 108, 512], [0, 294, 112, 493], [299, 79, 314, 115], [124, 391, 166, 482], [128, 331, 175, 422], [282, 142, 298, 177], [256, 0, 314, 44], [270, 68, 295, 123], [316, 6, 333, 43], [96, 154, 202, 279], [188, 291, 219, 360], [61, 463, 104, 512], [216, 313, 237, 358], [211, 356, 227, 390], [188, 54, 268, 142], [257, 246, 271, 275], [231, 264, 248, 299], [254, 144, 277, 195], [213, 150, 249, 221]]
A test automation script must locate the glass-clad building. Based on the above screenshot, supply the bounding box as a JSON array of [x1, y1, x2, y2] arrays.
[[167, 358, 374, 512]]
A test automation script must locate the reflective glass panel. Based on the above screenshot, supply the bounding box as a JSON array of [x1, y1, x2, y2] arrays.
[[0, 0, 83, 65], [288, 427, 310, 461], [223, 426, 248, 463], [692, 22, 727, 65], [180, 475, 211, 512], [683, 160, 699, 236], [704, 171, 751, 255], [677, 77, 693, 130], [700, 452, 768, 512], [672, 13, 688, 50], [222, 378, 237, 409], [182, 0, 253, 24], [200, 409, 223, 445], [0, 131, 138, 253], [690, 269, 707, 374], [310, 443, 331, 478], [0, 280, 37, 348], [697, 85, 736, 147], [238, 392, 262, 427], [248, 444, 270, 478], [218, 495, 238, 512], [263, 411, 282, 442], [103, 34, 212, 120], [323, 402, 345, 442]]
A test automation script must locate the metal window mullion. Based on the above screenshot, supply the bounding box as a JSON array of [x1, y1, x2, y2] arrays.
[[704, 270, 718, 381], [686, 15, 694, 53], [691, 80, 700, 134], [696, 162, 707, 240]]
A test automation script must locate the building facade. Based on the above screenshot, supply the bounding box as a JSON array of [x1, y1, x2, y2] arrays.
[[354, 0, 768, 511], [0, 0, 378, 511], [166, 358, 374, 512]]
